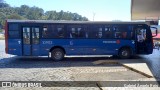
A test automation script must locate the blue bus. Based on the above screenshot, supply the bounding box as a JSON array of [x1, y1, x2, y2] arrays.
[[5, 20, 156, 61]]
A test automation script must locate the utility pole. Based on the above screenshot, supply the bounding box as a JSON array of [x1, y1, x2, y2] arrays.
[[93, 12, 95, 21]]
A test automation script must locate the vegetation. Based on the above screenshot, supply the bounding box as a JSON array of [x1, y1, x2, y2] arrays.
[[0, 0, 88, 28]]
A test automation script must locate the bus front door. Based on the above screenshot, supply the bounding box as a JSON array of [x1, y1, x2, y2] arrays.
[[22, 27, 40, 56], [135, 27, 147, 54]]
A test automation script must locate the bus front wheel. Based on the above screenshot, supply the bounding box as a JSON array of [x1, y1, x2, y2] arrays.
[[51, 48, 64, 61], [118, 48, 131, 59]]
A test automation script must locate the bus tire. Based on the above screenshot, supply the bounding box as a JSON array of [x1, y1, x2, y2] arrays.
[[118, 48, 131, 59], [51, 48, 64, 61]]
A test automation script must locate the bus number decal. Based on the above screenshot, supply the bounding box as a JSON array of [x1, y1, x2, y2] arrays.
[[42, 41, 53, 44], [103, 41, 116, 44], [70, 41, 73, 45]]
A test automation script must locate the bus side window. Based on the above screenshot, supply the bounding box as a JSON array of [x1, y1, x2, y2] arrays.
[[129, 26, 135, 39], [104, 26, 112, 38], [88, 26, 96, 38], [85, 28, 89, 38], [122, 32, 127, 38], [115, 32, 122, 38], [57, 25, 65, 38], [96, 28, 103, 38], [77, 28, 82, 37], [69, 26, 85, 38], [42, 25, 56, 38], [113, 25, 128, 39], [70, 27, 76, 38], [42, 26, 48, 38], [113, 26, 122, 38], [120, 25, 128, 39], [77, 27, 85, 38]]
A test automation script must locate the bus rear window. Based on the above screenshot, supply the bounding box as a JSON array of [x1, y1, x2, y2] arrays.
[[8, 31, 19, 38], [8, 24, 20, 38], [9, 24, 18, 30]]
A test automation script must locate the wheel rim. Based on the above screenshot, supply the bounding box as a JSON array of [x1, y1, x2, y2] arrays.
[[121, 50, 128, 57], [54, 51, 62, 60]]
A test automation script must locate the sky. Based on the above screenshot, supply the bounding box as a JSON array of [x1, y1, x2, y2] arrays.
[[5, 0, 131, 21]]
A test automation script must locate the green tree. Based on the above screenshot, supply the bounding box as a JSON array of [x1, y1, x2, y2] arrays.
[[0, 0, 89, 28], [7, 13, 24, 19], [45, 11, 58, 20], [15, 5, 30, 18], [0, 12, 5, 27], [44, 10, 88, 21], [27, 6, 44, 20]]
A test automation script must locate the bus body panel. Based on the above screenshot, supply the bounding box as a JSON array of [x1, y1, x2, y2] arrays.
[[23, 44, 31, 55], [139, 39, 153, 54], [32, 44, 40, 56], [145, 42, 153, 54], [146, 26, 153, 54], [39, 39, 135, 56], [8, 39, 22, 55]]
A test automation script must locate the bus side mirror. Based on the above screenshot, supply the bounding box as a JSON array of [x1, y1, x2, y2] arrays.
[[151, 27, 158, 37]]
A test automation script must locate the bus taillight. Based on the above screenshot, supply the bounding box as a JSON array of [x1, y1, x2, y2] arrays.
[[5, 20, 8, 54]]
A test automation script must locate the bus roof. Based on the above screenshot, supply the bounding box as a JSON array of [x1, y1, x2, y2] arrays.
[[7, 19, 147, 24]]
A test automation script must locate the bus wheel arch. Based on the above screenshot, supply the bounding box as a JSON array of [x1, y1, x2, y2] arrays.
[[50, 46, 66, 61], [118, 46, 133, 59]]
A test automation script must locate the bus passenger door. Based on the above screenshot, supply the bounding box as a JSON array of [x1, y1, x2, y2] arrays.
[[135, 26, 148, 54], [22, 27, 40, 56], [23, 27, 31, 55], [31, 27, 40, 56]]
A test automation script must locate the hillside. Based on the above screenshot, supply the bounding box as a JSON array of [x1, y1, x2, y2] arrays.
[[0, 1, 88, 28]]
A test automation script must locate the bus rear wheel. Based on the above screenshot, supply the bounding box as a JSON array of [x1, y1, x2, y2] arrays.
[[118, 48, 131, 59], [51, 48, 64, 61]]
